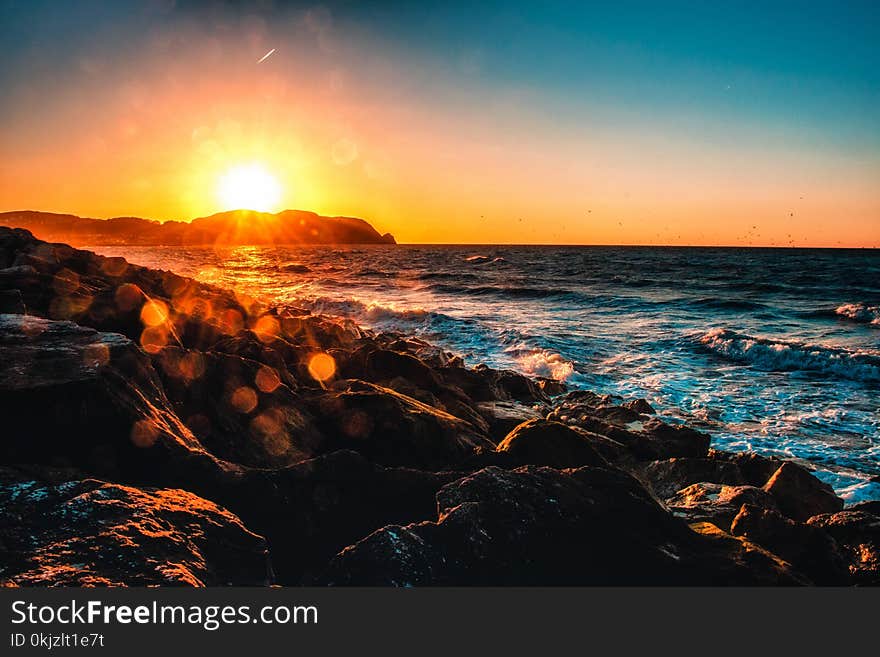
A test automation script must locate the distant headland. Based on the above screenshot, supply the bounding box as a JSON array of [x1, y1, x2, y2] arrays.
[[0, 209, 396, 246]]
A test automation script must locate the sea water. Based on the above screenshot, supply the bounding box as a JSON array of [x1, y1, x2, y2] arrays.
[[89, 244, 880, 502]]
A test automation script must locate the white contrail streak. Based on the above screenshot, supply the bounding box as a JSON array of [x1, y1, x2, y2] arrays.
[[257, 48, 276, 63]]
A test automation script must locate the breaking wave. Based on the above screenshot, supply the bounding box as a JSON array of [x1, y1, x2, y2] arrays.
[[697, 328, 880, 382], [835, 303, 880, 326], [507, 347, 576, 381]]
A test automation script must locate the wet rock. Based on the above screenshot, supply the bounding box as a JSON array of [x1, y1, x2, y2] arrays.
[[850, 500, 880, 516], [808, 510, 880, 585], [549, 390, 654, 426], [709, 450, 787, 487], [731, 504, 850, 585], [494, 369, 549, 403], [496, 419, 609, 468], [535, 377, 567, 397], [638, 457, 745, 499], [0, 314, 227, 486], [1, 228, 873, 588], [439, 364, 547, 404], [209, 331, 301, 389], [549, 396, 709, 461], [636, 419, 711, 460], [364, 348, 443, 392], [623, 398, 655, 415], [476, 401, 546, 441], [235, 450, 459, 584], [763, 462, 844, 522], [0, 288, 25, 313], [685, 522, 809, 586], [337, 346, 491, 433], [666, 483, 778, 531], [155, 347, 324, 468], [318, 465, 804, 586], [0, 227, 252, 352], [306, 380, 495, 470], [0, 468, 270, 586]]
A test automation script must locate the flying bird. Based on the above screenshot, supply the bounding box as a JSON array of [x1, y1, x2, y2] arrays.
[[257, 48, 276, 63]]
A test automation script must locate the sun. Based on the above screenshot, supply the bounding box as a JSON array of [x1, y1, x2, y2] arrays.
[[217, 163, 282, 212]]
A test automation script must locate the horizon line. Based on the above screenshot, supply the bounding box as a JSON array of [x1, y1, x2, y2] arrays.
[[2, 207, 877, 250]]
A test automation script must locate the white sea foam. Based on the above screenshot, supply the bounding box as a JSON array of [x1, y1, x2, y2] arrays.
[[835, 302, 880, 326], [511, 349, 576, 381], [87, 243, 880, 500], [301, 296, 433, 327], [698, 328, 880, 382]]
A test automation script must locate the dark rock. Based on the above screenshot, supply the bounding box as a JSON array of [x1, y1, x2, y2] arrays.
[[209, 331, 301, 389], [364, 349, 442, 392], [535, 377, 567, 397], [709, 450, 787, 487], [476, 401, 546, 441], [318, 465, 804, 586], [438, 364, 548, 404], [0, 314, 228, 486], [763, 462, 844, 522], [155, 347, 324, 468], [638, 457, 745, 499], [1, 228, 872, 588], [808, 510, 880, 585], [849, 501, 880, 516], [731, 504, 850, 585], [549, 395, 709, 461], [685, 522, 809, 586], [234, 450, 458, 584], [495, 419, 609, 468], [0, 468, 270, 586], [494, 369, 549, 403], [623, 398, 655, 415], [305, 380, 495, 470], [636, 418, 711, 460], [0, 227, 252, 352], [666, 483, 778, 531], [0, 288, 25, 313]]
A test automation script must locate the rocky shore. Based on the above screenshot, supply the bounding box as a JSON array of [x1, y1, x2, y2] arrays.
[[0, 226, 877, 586]]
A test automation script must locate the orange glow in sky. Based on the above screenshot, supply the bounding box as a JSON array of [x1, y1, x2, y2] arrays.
[[0, 6, 877, 247]]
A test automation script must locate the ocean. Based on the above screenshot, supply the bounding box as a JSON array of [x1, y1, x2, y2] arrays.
[[88, 244, 880, 502]]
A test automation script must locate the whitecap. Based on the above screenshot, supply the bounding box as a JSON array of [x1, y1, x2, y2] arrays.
[[696, 328, 880, 382]]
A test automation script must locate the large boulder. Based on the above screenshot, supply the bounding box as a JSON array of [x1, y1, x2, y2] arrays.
[[709, 450, 787, 488], [363, 348, 443, 392], [638, 457, 745, 499], [0, 468, 270, 586], [155, 346, 323, 468], [496, 419, 610, 468], [231, 450, 459, 584], [730, 504, 850, 585], [635, 418, 711, 460], [438, 363, 548, 404], [762, 463, 844, 522], [305, 380, 495, 470], [317, 465, 803, 586], [0, 314, 227, 486], [549, 393, 709, 461], [476, 401, 546, 440], [666, 483, 778, 531], [808, 510, 880, 585]]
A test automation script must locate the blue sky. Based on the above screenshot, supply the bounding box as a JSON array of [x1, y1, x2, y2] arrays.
[[0, 1, 877, 244]]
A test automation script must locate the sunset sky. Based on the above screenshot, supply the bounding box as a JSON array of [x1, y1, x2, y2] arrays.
[[0, 0, 878, 246]]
